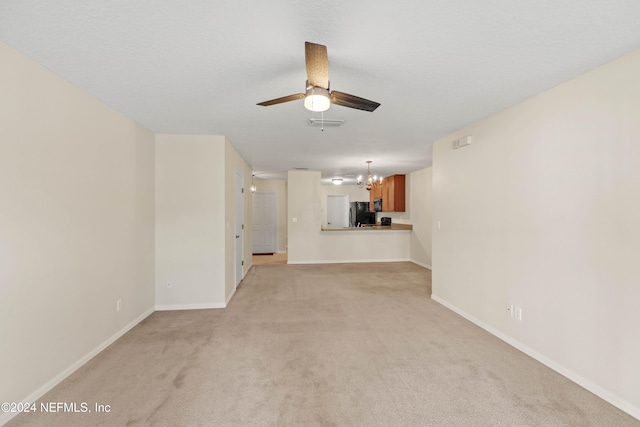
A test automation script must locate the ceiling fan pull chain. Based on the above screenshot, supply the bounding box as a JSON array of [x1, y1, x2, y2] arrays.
[[321, 111, 324, 132]]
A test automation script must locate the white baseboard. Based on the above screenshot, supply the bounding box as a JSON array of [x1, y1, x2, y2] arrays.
[[430, 294, 640, 422], [225, 288, 236, 306], [0, 307, 155, 427], [287, 258, 411, 265], [155, 302, 226, 311], [410, 259, 432, 270]]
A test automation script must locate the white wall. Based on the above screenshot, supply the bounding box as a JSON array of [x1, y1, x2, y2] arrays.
[[432, 49, 640, 419], [409, 167, 432, 268], [254, 178, 287, 253], [155, 135, 226, 309], [0, 41, 155, 415], [288, 170, 410, 264]]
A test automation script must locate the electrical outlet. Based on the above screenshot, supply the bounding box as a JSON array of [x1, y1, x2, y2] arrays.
[[514, 306, 522, 321], [116, 299, 122, 312], [167, 283, 172, 288]]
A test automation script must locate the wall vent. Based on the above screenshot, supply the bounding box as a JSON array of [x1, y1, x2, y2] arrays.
[[452, 135, 473, 149]]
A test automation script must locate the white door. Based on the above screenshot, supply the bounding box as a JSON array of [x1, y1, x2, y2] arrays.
[[252, 192, 276, 253], [235, 172, 244, 288], [326, 195, 349, 227]]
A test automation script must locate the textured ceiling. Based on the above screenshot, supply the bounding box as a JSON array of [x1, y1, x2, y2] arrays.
[[2, 1, 640, 183]]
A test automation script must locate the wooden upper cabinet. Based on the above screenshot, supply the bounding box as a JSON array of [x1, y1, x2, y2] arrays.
[[382, 177, 391, 212], [381, 174, 405, 212], [369, 181, 382, 211], [373, 181, 382, 198]]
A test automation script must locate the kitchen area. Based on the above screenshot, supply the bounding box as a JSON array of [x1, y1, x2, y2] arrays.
[[322, 174, 412, 231], [257, 167, 430, 268], [282, 170, 414, 265]]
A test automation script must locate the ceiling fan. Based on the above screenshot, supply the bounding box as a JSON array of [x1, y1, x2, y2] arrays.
[[257, 42, 380, 112]]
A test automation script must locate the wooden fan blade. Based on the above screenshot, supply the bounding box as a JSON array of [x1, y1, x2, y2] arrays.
[[305, 42, 329, 89], [257, 93, 305, 106], [330, 91, 381, 112]]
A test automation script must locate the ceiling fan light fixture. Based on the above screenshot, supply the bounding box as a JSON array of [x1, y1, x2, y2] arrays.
[[332, 178, 343, 185], [304, 87, 330, 112]]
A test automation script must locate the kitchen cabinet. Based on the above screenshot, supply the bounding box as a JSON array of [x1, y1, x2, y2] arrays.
[[372, 181, 382, 198], [369, 181, 382, 211], [381, 174, 405, 212]]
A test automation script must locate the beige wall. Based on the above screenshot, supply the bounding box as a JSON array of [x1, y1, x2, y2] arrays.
[[0, 41, 155, 414], [155, 135, 226, 309], [155, 135, 252, 309], [254, 178, 287, 253], [287, 170, 322, 263], [432, 49, 640, 418], [409, 167, 432, 268]]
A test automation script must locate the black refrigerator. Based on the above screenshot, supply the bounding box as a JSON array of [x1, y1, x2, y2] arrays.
[[349, 202, 375, 227]]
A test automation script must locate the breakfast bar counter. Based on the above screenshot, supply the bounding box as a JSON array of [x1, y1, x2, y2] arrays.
[[321, 223, 412, 231]]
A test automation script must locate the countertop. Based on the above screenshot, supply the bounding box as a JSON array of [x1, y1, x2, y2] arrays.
[[321, 223, 412, 231]]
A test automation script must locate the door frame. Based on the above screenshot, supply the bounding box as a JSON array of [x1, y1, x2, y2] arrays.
[[234, 171, 244, 289], [326, 194, 350, 228], [252, 191, 277, 254]]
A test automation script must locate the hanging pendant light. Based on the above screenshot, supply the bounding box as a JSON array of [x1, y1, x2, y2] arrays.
[[357, 161, 373, 190], [251, 174, 256, 193]]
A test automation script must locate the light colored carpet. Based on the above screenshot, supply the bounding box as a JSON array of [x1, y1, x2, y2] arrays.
[[8, 262, 639, 426]]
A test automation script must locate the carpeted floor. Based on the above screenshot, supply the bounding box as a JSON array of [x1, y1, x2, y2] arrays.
[[7, 263, 639, 426]]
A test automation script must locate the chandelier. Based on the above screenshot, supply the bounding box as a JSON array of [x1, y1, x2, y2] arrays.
[[357, 161, 375, 191]]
